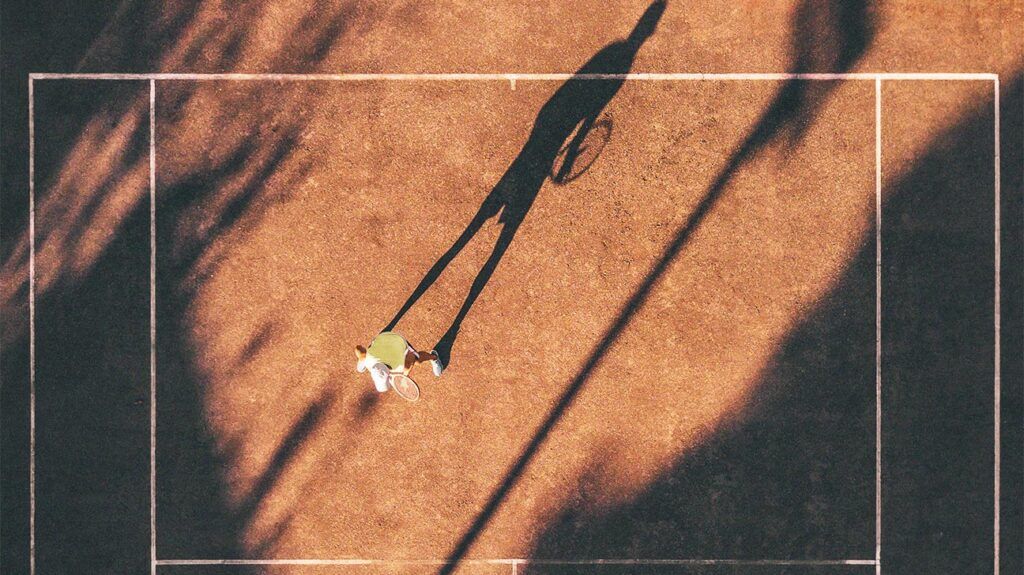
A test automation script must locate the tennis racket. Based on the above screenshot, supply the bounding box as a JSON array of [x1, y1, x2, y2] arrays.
[[389, 373, 420, 402]]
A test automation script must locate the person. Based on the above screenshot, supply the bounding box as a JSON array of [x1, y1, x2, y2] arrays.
[[355, 331, 443, 394]]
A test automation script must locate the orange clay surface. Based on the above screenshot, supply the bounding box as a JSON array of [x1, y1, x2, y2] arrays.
[[5, 1, 1022, 574]]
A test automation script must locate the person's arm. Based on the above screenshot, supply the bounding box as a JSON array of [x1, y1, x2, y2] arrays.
[[355, 345, 368, 372]]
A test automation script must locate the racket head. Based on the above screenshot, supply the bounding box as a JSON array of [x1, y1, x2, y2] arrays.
[[550, 115, 613, 185], [389, 373, 420, 402]]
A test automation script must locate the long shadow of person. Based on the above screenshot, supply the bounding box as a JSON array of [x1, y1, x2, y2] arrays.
[[385, 0, 667, 367]]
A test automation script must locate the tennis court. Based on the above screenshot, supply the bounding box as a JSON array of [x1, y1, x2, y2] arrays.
[[3, 2, 1021, 575]]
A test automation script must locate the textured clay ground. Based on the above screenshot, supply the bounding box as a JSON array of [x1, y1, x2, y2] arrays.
[[2, 1, 1022, 574]]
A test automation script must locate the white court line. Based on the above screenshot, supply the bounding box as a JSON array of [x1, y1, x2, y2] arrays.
[[28, 72, 998, 82], [874, 77, 883, 575], [491, 559, 878, 566], [158, 559, 515, 566], [156, 558, 879, 566], [28, 72, 1001, 573], [28, 75, 36, 575], [149, 78, 158, 575], [992, 76, 1001, 575]]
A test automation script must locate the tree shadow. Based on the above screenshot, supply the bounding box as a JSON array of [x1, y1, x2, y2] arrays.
[[1, 2, 370, 572], [18, 78, 324, 573], [434, 2, 877, 572], [525, 202, 877, 564], [385, 0, 668, 368], [152, 87, 319, 561], [522, 71, 1022, 575]]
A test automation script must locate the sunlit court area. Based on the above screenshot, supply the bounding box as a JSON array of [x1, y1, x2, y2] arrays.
[[1, 2, 1021, 575]]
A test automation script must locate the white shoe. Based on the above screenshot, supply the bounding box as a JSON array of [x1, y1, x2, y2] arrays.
[[429, 350, 444, 376]]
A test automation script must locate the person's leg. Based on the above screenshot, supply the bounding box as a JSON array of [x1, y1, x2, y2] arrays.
[[403, 349, 418, 372], [367, 363, 390, 393], [372, 373, 389, 393], [404, 348, 437, 370], [403, 348, 442, 378]]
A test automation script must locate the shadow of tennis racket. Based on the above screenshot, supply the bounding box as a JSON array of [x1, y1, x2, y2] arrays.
[[550, 114, 613, 185]]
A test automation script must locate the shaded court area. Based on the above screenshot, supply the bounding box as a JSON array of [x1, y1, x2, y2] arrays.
[[29, 79, 154, 574]]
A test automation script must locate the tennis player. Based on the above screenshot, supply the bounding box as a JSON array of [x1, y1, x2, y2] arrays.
[[355, 331, 443, 393]]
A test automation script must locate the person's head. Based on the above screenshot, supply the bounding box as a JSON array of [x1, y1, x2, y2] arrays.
[[355, 344, 367, 360], [626, 0, 667, 48]]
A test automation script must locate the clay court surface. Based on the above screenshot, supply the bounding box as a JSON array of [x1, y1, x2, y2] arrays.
[[1, 2, 1022, 574]]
